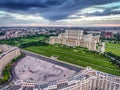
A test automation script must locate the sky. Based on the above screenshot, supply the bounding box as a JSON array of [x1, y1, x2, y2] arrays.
[[0, 0, 120, 27]]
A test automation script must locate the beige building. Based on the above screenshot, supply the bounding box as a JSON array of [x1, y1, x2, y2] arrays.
[[50, 30, 100, 51], [0, 45, 21, 77]]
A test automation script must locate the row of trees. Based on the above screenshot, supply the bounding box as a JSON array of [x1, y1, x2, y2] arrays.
[[54, 44, 88, 50], [0, 34, 51, 46], [54, 44, 105, 58], [1, 34, 49, 42], [106, 52, 120, 68], [0, 32, 5, 36], [0, 51, 2, 54], [19, 40, 49, 48], [114, 33, 120, 41]]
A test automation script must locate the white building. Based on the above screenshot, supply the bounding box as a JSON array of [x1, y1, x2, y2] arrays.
[[19, 67, 120, 90], [50, 30, 100, 51]]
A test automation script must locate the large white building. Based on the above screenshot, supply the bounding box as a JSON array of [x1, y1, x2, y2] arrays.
[[50, 30, 101, 51], [0, 44, 21, 77]]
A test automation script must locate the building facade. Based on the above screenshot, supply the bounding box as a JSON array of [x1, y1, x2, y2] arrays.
[[0, 45, 21, 77], [104, 32, 114, 39], [49, 30, 100, 51], [15, 67, 120, 90]]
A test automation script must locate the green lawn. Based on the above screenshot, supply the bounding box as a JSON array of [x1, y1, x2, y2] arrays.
[[24, 45, 120, 76], [106, 43, 120, 56]]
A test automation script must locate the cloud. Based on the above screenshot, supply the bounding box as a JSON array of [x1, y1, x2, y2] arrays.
[[85, 2, 120, 16], [0, 0, 119, 20], [0, 0, 66, 9], [0, 10, 50, 26], [80, 7, 120, 16], [67, 1, 120, 20], [0, 0, 120, 26]]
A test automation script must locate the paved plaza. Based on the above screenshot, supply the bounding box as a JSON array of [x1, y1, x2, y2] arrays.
[[15, 56, 76, 83]]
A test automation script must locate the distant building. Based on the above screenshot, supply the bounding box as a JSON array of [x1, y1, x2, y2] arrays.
[[104, 30, 118, 34], [104, 32, 114, 39], [50, 30, 100, 51], [0, 36, 6, 40], [86, 30, 101, 35]]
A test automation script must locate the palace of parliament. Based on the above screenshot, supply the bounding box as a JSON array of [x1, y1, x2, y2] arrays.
[[50, 30, 105, 52]]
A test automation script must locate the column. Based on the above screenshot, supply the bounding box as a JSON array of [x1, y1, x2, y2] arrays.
[[113, 84, 116, 90], [104, 81, 108, 90], [109, 83, 112, 90], [92, 79, 97, 90]]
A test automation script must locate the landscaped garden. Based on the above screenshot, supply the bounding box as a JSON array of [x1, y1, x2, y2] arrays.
[[24, 44, 120, 76]]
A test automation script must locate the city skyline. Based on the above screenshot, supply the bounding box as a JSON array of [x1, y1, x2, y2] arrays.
[[0, 0, 120, 26]]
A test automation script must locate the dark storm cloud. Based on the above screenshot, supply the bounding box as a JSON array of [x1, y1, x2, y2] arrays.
[[0, 0, 65, 9], [0, 0, 119, 20]]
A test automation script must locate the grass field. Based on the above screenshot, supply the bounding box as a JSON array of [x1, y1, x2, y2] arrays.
[[24, 45, 120, 76], [106, 43, 120, 56]]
